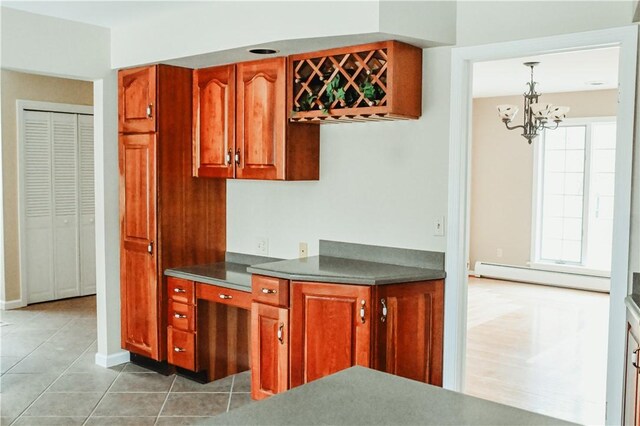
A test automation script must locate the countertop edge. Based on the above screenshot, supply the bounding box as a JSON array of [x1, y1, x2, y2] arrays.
[[165, 266, 251, 293], [626, 295, 640, 322], [247, 266, 445, 285]]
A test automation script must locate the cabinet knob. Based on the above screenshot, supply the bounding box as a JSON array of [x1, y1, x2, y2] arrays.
[[277, 323, 284, 344], [147, 241, 154, 255], [173, 288, 186, 293], [235, 149, 241, 166], [261, 288, 277, 294], [146, 103, 153, 118], [634, 348, 640, 369], [219, 294, 232, 300], [226, 149, 232, 166], [173, 347, 186, 353], [380, 298, 387, 323], [360, 300, 366, 324], [173, 313, 187, 319]]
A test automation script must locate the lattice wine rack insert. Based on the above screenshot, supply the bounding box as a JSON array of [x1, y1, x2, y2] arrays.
[[288, 41, 422, 123]]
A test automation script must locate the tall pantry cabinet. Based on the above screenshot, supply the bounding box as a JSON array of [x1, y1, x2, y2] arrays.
[[118, 65, 226, 361]]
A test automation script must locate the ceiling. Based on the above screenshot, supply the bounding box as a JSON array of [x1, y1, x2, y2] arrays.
[[1, 1, 199, 28], [473, 47, 620, 98]]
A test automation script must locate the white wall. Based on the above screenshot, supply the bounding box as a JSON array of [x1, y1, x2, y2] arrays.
[[227, 47, 451, 258], [456, 1, 635, 46], [1, 7, 110, 79], [1, 7, 123, 365]]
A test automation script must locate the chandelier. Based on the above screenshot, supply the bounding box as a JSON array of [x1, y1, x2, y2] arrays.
[[497, 62, 570, 144]]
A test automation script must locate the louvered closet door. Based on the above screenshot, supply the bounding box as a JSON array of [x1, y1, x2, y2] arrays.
[[23, 111, 55, 303], [78, 115, 96, 295], [51, 112, 80, 299]]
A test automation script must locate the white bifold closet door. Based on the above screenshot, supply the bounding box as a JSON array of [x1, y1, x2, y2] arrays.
[[22, 110, 95, 304]]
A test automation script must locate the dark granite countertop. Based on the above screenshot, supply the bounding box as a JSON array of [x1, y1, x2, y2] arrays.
[[208, 366, 572, 425], [247, 255, 445, 285], [164, 253, 281, 293], [166, 241, 446, 290]]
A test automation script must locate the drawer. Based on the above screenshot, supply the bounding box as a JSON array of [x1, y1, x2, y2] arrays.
[[167, 327, 196, 371], [168, 277, 195, 305], [196, 283, 252, 310], [252, 275, 289, 307], [168, 300, 195, 331]]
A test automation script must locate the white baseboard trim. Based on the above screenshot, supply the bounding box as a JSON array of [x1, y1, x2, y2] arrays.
[[1, 298, 26, 310], [474, 261, 610, 293], [95, 351, 130, 368]]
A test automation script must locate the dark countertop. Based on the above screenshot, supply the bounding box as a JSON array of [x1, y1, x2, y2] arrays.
[[165, 262, 253, 292], [208, 367, 572, 425], [247, 255, 445, 285], [165, 241, 446, 290], [164, 252, 281, 293]]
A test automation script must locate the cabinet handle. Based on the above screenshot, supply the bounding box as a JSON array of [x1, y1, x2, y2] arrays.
[[173, 288, 186, 293], [173, 347, 186, 353], [277, 323, 284, 344], [226, 149, 232, 165], [235, 149, 241, 166], [634, 348, 640, 369], [146, 103, 153, 118], [219, 294, 232, 300], [261, 288, 277, 294], [380, 298, 387, 323], [147, 241, 153, 255], [173, 313, 187, 319], [360, 300, 366, 324]]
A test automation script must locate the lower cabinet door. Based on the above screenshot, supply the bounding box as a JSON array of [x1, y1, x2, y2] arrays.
[[289, 281, 371, 388], [375, 280, 444, 386], [167, 327, 196, 371], [251, 303, 289, 400]]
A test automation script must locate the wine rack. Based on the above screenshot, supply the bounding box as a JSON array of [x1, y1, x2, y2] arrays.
[[288, 41, 422, 123]]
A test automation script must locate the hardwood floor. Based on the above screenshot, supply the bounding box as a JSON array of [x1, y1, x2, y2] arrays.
[[465, 277, 608, 425]]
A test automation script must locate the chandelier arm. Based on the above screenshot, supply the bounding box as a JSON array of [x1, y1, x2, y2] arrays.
[[542, 122, 560, 131], [503, 121, 525, 131]]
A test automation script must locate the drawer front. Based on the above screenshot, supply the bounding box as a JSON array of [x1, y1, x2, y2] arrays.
[[196, 283, 252, 310], [168, 300, 195, 331], [168, 277, 195, 305], [167, 327, 196, 370], [252, 275, 289, 307]]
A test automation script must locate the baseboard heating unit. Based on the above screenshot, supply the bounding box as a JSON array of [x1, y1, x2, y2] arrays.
[[473, 261, 610, 293]]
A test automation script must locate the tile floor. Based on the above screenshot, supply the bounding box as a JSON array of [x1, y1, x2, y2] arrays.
[[1, 296, 253, 425]]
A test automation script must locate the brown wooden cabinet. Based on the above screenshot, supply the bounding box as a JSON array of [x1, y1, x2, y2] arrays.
[[251, 302, 289, 400], [193, 57, 319, 181], [374, 280, 444, 386], [119, 133, 158, 357], [289, 281, 372, 388], [119, 66, 157, 133], [624, 308, 640, 425], [288, 41, 422, 123], [193, 64, 236, 179], [118, 64, 226, 362], [250, 275, 444, 399]]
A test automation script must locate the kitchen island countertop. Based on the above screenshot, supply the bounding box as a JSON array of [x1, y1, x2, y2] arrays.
[[208, 366, 573, 425]]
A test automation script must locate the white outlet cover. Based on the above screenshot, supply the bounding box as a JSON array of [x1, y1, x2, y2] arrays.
[[434, 216, 445, 236]]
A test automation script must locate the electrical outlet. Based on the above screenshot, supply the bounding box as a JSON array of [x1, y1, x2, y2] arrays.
[[434, 216, 445, 236], [256, 237, 269, 255], [496, 248, 503, 258], [299, 242, 308, 258]]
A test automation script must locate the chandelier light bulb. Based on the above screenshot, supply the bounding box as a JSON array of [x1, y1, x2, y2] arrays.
[[497, 104, 519, 121]]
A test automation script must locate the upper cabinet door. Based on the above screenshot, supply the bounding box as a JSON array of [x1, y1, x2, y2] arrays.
[[119, 66, 157, 134], [193, 65, 236, 178], [236, 58, 286, 180], [290, 281, 371, 388]]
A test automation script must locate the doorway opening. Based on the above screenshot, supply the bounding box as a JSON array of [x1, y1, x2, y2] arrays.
[[465, 47, 618, 425]]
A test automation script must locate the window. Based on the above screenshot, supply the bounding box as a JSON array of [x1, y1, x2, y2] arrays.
[[533, 118, 616, 272]]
